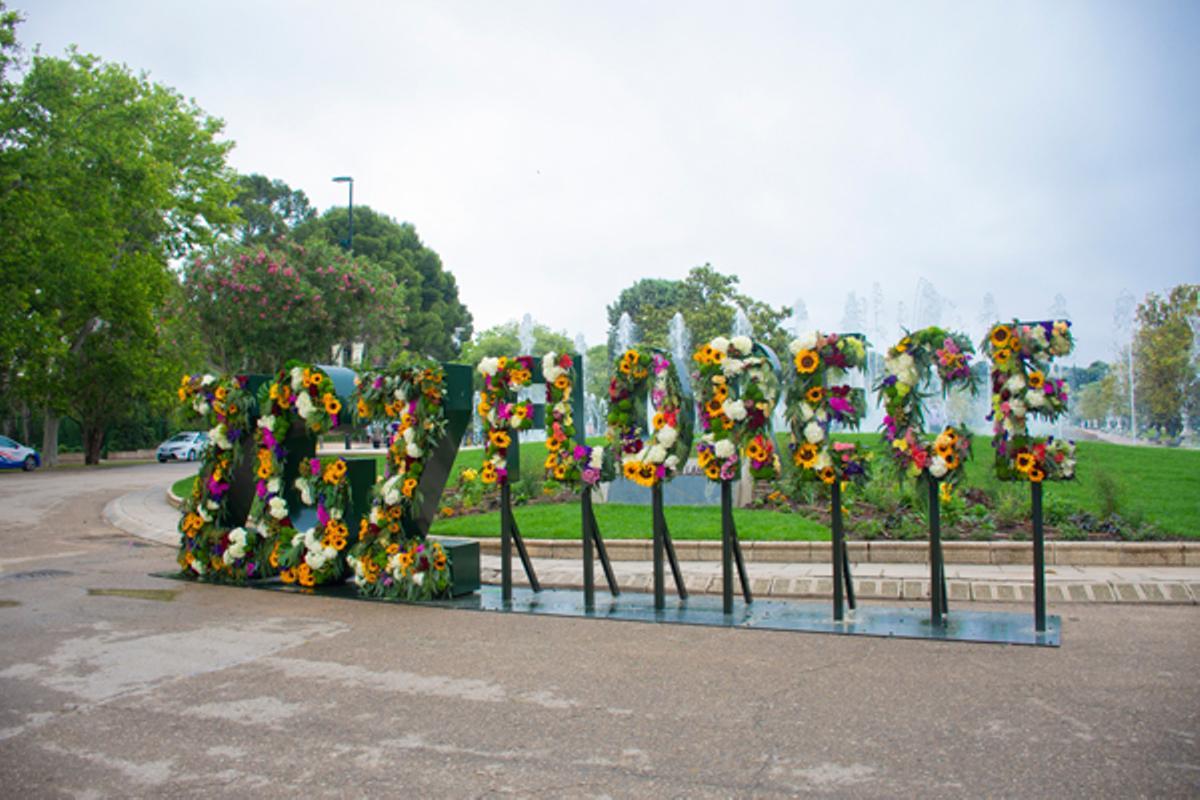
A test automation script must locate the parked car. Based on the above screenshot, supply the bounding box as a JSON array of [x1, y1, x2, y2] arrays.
[[0, 435, 40, 471], [156, 431, 208, 463]]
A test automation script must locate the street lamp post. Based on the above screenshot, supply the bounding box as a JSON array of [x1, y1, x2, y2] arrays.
[[332, 175, 354, 253]]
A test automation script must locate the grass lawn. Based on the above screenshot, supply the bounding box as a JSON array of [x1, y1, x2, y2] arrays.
[[429, 502, 828, 541], [168, 434, 1200, 538]]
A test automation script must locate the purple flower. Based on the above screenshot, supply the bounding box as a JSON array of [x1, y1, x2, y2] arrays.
[[246, 562, 256, 577], [574, 444, 589, 460], [311, 459, 322, 476], [317, 503, 330, 527], [256, 480, 267, 499]]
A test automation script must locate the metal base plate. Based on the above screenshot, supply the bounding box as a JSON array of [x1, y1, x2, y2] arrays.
[[153, 572, 1060, 647]]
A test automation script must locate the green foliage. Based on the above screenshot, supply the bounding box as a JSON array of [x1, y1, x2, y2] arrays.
[[231, 173, 316, 245], [458, 321, 574, 366], [1133, 284, 1198, 438], [0, 39, 238, 463], [296, 206, 472, 360], [606, 264, 791, 357], [181, 240, 407, 373]]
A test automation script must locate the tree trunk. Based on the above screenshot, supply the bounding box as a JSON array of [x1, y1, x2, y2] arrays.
[[20, 406, 30, 444], [83, 425, 105, 466], [42, 410, 60, 468]]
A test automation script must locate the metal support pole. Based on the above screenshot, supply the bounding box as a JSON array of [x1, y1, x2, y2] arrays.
[[591, 511, 620, 596], [501, 482, 513, 602], [652, 483, 665, 610], [582, 488, 595, 610], [1032, 481, 1046, 633], [721, 480, 734, 614], [510, 514, 541, 593], [929, 478, 945, 625], [832, 479, 844, 622]]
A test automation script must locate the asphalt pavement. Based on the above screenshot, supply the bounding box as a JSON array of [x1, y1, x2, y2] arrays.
[[1, 463, 1198, 798]]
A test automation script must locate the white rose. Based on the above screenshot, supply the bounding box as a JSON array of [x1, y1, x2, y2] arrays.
[[801, 403, 815, 421], [198, 507, 212, 522], [290, 366, 304, 389], [1010, 398, 1027, 417], [412, 571, 425, 586], [647, 445, 668, 464], [229, 527, 247, 546], [204, 499, 219, 511], [304, 550, 327, 571], [403, 426, 415, 442], [665, 455, 680, 471], [323, 545, 337, 561], [222, 549, 237, 565], [657, 426, 678, 448], [1026, 390, 1046, 408], [1062, 459, 1075, 478], [209, 425, 231, 451], [258, 414, 276, 431], [304, 528, 321, 550], [804, 421, 825, 444], [201, 374, 216, 387], [290, 531, 304, 547], [790, 331, 818, 354], [295, 392, 315, 419], [330, 506, 343, 521], [814, 451, 833, 471], [197, 401, 210, 415], [929, 456, 948, 478], [711, 336, 730, 354], [722, 399, 748, 421], [269, 496, 288, 519], [815, 407, 828, 423], [477, 357, 500, 377], [589, 447, 605, 469], [268, 478, 281, 493], [370, 506, 383, 525], [722, 358, 745, 377], [406, 442, 422, 458], [382, 476, 401, 506], [714, 439, 736, 459], [731, 335, 752, 355], [1005, 374, 1026, 393]]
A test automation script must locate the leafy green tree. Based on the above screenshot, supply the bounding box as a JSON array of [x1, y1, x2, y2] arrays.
[[297, 206, 472, 360], [181, 239, 407, 373], [606, 264, 791, 359], [0, 34, 237, 464], [458, 322, 574, 365], [1133, 284, 1199, 439], [230, 173, 316, 245]]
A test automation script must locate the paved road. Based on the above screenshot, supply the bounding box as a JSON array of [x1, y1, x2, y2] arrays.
[[1, 464, 1198, 798]]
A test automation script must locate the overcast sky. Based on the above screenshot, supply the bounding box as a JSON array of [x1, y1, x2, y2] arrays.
[[17, 0, 1200, 364]]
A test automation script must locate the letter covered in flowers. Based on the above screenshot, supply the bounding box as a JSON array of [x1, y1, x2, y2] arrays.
[[541, 352, 606, 489], [606, 347, 694, 488], [982, 320, 1076, 482], [476, 356, 535, 485], [692, 336, 782, 482], [348, 361, 454, 600], [877, 327, 977, 487], [785, 331, 870, 485], [175, 373, 267, 582]]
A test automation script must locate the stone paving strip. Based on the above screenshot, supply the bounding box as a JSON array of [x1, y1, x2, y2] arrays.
[[477, 555, 1200, 605]]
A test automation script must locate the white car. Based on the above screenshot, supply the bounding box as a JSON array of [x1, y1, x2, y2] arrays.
[[156, 431, 208, 463], [0, 435, 40, 471]]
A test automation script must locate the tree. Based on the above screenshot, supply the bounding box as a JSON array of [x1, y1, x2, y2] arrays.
[[0, 38, 237, 464], [606, 264, 791, 358], [230, 173, 315, 246], [1133, 284, 1199, 439], [458, 321, 574, 366], [296, 206, 472, 360], [181, 239, 407, 373]]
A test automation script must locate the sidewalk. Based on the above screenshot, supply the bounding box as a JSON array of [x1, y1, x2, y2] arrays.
[[104, 483, 1200, 605]]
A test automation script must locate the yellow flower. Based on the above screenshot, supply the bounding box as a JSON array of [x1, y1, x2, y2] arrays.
[[805, 386, 824, 405], [460, 468, 478, 482], [544, 453, 559, 470], [794, 349, 820, 374], [940, 483, 954, 504], [490, 430, 512, 449], [623, 460, 640, 480], [323, 393, 342, 415], [1028, 370, 1045, 390], [990, 325, 1013, 350], [357, 398, 370, 419]]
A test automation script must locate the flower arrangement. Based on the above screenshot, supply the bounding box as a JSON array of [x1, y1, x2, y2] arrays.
[[784, 331, 871, 485], [692, 336, 781, 482], [606, 347, 692, 487], [876, 327, 978, 486], [175, 373, 271, 583], [348, 360, 454, 600], [274, 456, 351, 587], [477, 355, 535, 485], [542, 352, 605, 488], [348, 537, 452, 601], [265, 361, 344, 436], [982, 320, 1076, 482]]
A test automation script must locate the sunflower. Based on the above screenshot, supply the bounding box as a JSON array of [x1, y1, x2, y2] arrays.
[[387, 504, 403, 520], [794, 443, 819, 468], [652, 412, 666, 430], [298, 564, 316, 587], [1028, 466, 1045, 483], [710, 349, 726, 365], [993, 348, 1011, 367], [553, 464, 568, 480], [819, 466, 837, 484], [623, 460, 640, 480], [940, 483, 954, 503], [480, 462, 498, 484], [554, 375, 570, 391], [705, 398, 724, 416], [398, 551, 414, 571], [746, 438, 769, 463], [943, 453, 960, 470], [434, 553, 448, 571], [694, 345, 715, 364], [638, 463, 657, 486], [1028, 370, 1045, 390], [489, 430, 511, 449], [323, 394, 342, 415], [697, 449, 713, 468], [704, 462, 721, 480], [477, 397, 492, 416], [990, 325, 1013, 349], [403, 478, 418, 497], [279, 568, 296, 584], [544, 453, 559, 470], [712, 384, 728, 402], [794, 349, 820, 374], [805, 386, 824, 405], [546, 437, 561, 452], [1014, 452, 1035, 473], [214, 385, 228, 401]]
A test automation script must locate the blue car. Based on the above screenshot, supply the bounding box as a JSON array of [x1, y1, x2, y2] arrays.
[[0, 435, 41, 471]]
